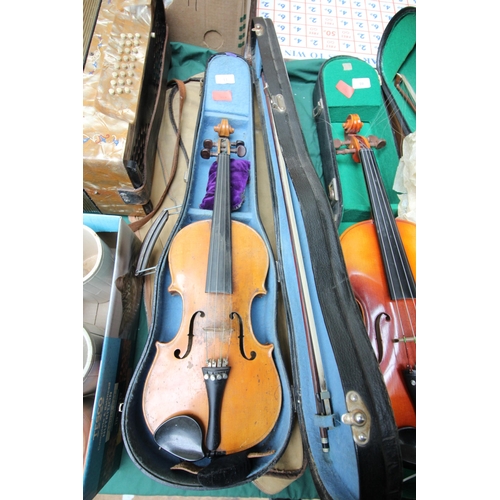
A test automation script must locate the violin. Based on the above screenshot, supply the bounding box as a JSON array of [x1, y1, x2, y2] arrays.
[[142, 119, 282, 460], [335, 114, 416, 430]]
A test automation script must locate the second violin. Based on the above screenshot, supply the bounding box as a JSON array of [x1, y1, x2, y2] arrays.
[[335, 114, 416, 430]]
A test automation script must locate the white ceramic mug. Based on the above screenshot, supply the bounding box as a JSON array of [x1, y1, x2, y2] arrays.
[[83, 323, 105, 396], [83, 225, 114, 303]]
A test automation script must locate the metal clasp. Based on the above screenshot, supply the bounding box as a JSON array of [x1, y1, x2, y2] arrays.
[[252, 23, 264, 36], [341, 391, 371, 446], [263, 84, 286, 113]]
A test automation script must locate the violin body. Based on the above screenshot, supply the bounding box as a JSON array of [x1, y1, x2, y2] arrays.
[[340, 218, 416, 428], [121, 52, 292, 490], [143, 219, 282, 455]]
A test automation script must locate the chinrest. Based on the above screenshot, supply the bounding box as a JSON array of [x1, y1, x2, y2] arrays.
[[154, 415, 205, 462]]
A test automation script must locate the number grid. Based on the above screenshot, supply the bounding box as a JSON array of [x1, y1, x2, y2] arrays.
[[256, 0, 416, 66]]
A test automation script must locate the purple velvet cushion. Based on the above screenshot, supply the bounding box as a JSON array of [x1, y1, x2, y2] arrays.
[[200, 159, 251, 211]]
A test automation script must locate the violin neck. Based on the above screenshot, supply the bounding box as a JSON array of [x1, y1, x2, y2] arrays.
[[206, 143, 232, 294], [359, 148, 416, 300]]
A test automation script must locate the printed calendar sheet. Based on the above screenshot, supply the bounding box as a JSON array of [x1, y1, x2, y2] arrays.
[[256, 0, 416, 66]]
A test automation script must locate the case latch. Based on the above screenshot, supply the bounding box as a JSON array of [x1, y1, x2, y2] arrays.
[[328, 176, 339, 205], [341, 391, 371, 446], [263, 84, 286, 113], [313, 99, 323, 118]]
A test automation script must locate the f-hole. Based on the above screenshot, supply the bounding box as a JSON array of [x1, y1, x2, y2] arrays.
[[230, 311, 256, 361], [375, 312, 391, 363], [174, 311, 205, 359]]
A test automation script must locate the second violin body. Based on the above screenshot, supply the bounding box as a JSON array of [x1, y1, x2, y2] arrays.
[[340, 218, 416, 428], [331, 110, 417, 433]]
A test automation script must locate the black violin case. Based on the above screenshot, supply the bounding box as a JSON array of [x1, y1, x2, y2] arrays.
[[121, 51, 294, 490], [313, 53, 402, 229], [310, 4, 416, 494], [312, 6, 415, 230], [250, 17, 403, 500]]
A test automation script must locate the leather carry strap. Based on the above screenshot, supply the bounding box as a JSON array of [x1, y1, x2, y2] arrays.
[[129, 79, 186, 232]]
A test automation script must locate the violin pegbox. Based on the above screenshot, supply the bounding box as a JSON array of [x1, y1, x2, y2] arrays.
[[333, 113, 386, 163], [200, 119, 247, 159]]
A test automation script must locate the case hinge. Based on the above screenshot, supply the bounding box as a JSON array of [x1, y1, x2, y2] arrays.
[[341, 391, 371, 446]]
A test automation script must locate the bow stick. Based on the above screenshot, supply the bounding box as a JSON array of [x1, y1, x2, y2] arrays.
[[262, 82, 332, 452]]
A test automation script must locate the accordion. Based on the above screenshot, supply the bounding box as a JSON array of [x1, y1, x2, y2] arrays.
[[83, 0, 170, 215]]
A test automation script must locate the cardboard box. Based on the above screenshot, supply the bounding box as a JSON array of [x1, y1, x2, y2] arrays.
[[165, 0, 251, 54], [83, 214, 143, 500]]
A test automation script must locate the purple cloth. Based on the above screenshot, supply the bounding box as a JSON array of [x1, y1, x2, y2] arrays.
[[200, 159, 251, 211]]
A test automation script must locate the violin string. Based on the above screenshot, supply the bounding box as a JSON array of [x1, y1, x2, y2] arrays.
[[216, 150, 221, 367], [364, 151, 415, 368], [363, 146, 416, 308], [365, 148, 416, 354], [370, 85, 411, 131], [218, 140, 231, 366], [222, 144, 229, 366], [216, 142, 224, 367], [213, 149, 219, 367], [361, 144, 416, 366], [210, 138, 223, 366]]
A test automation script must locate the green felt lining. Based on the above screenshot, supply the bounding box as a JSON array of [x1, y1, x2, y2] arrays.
[[320, 57, 401, 225], [379, 11, 416, 132]]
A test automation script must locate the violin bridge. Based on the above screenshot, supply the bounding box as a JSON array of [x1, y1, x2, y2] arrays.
[[206, 357, 229, 368]]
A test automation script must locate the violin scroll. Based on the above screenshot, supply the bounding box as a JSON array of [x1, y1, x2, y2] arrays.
[[214, 118, 234, 138], [333, 114, 386, 163], [342, 113, 363, 135]]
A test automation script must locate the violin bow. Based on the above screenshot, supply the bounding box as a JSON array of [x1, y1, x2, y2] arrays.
[[394, 73, 416, 113], [262, 82, 332, 452]]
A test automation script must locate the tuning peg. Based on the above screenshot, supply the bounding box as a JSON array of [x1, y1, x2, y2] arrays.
[[231, 140, 246, 157], [201, 139, 215, 159], [200, 149, 212, 159], [367, 135, 386, 150]]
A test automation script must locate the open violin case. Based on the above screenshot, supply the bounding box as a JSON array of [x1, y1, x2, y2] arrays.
[[121, 51, 295, 490], [377, 6, 416, 151], [250, 17, 403, 500], [312, 6, 415, 229], [311, 1, 416, 488]]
